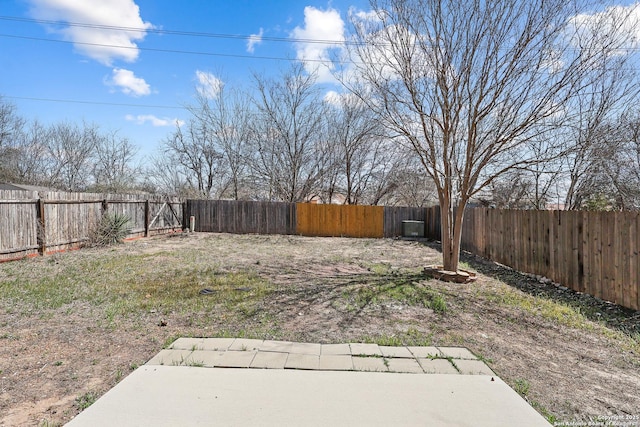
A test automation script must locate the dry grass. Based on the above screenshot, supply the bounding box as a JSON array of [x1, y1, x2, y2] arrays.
[[1, 232, 639, 426]]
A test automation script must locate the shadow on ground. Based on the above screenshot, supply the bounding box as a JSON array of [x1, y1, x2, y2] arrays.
[[419, 239, 640, 340]]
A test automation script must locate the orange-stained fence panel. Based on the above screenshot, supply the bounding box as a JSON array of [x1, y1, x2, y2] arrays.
[[296, 203, 384, 238]]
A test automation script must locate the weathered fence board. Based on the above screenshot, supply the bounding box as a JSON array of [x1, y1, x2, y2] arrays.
[[0, 191, 183, 261], [383, 206, 427, 238], [0, 191, 39, 257], [429, 207, 640, 311], [185, 200, 296, 235], [296, 203, 384, 238], [425, 206, 441, 240]]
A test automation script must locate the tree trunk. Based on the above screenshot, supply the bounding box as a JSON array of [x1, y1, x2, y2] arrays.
[[440, 196, 466, 272]]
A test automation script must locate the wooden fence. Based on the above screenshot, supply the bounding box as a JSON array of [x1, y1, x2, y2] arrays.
[[422, 207, 640, 311], [0, 190, 183, 261], [383, 206, 428, 238], [185, 199, 296, 235], [297, 204, 384, 238], [185, 200, 428, 239], [4, 192, 639, 310], [3, 198, 430, 261]]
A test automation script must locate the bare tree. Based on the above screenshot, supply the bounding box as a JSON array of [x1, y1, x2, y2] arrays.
[[614, 113, 640, 209], [570, 113, 640, 210], [387, 158, 438, 207], [162, 118, 226, 199], [361, 142, 404, 205], [479, 137, 564, 209], [91, 131, 140, 193], [345, 0, 639, 272], [45, 121, 99, 191], [323, 94, 393, 204], [562, 47, 640, 209], [0, 97, 25, 182], [250, 64, 327, 202], [188, 85, 253, 200], [479, 171, 535, 209], [144, 153, 196, 197], [12, 120, 51, 185]]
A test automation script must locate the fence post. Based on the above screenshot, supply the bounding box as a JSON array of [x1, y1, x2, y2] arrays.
[[144, 200, 150, 237], [182, 201, 188, 231], [35, 198, 46, 256]]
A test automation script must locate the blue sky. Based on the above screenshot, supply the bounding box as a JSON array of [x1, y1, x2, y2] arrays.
[[0, 0, 368, 158]]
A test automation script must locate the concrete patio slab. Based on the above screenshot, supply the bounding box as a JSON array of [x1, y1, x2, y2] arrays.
[[349, 343, 382, 356], [407, 346, 441, 358], [74, 340, 551, 426], [260, 340, 294, 353], [386, 357, 424, 373], [455, 359, 495, 375], [289, 342, 321, 355], [168, 337, 204, 350], [320, 343, 351, 355], [352, 356, 388, 372], [418, 358, 459, 374], [67, 366, 551, 427], [439, 347, 478, 360], [145, 349, 192, 366], [214, 350, 257, 368], [319, 354, 353, 371], [285, 353, 320, 370], [380, 345, 414, 358], [200, 337, 236, 351], [228, 338, 263, 351], [188, 350, 226, 367], [250, 351, 289, 369]]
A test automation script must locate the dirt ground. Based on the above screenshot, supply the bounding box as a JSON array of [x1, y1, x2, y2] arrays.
[[1, 232, 639, 426]]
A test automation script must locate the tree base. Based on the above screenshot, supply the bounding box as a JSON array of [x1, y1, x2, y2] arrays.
[[423, 265, 477, 283]]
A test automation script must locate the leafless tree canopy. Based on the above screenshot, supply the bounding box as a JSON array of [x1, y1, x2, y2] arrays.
[[153, 63, 432, 205], [343, 0, 640, 270], [91, 131, 140, 193], [0, 97, 25, 182], [0, 101, 143, 193], [322, 93, 396, 204], [251, 64, 328, 202]]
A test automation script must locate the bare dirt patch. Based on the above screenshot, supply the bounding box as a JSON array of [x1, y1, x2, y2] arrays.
[[1, 232, 638, 426]]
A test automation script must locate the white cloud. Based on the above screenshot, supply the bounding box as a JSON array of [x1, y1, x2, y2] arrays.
[[247, 28, 264, 53], [27, 0, 153, 65], [291, 6, 345, 83], [570, 3, 640, 55], [347, 10, 424, 83], [195, 70, 223, 99], [323, 90, 343, 106], [125, 114, 184, 127], [349, 8, 383, 23], [324, 90, 365, 108], [108, 68, 151, 96]]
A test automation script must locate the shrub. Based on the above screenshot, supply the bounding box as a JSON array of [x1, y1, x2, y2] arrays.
[[89, 213, 131, 246]]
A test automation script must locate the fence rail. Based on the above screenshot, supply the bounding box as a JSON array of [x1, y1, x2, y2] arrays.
[[0, 190, 183, 261]]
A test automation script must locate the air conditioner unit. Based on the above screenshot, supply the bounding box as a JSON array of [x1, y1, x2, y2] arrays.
[[402, 220, 424, 237]]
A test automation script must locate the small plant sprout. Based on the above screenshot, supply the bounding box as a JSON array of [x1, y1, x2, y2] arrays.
[[514, 379, 531, 397], [75, 391, 99, 410]]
